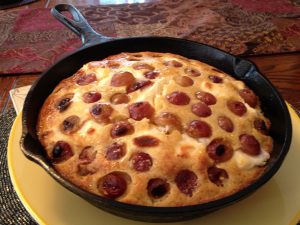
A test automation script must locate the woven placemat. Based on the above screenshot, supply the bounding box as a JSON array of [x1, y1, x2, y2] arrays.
[[0, 108, 37, 225]]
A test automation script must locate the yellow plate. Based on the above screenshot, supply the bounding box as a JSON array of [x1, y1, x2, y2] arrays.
[[7, 106, 300, 225]]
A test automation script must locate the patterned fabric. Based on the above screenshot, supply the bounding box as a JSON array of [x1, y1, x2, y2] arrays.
[[0, 0, 300, 74], [0, 0, 37, 10]]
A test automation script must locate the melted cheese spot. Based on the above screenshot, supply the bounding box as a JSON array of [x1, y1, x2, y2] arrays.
[[78, 120, 99, 136], [234, 150, 270, 170], [71, 88, 81, 102], [176, 134, 205, 156]]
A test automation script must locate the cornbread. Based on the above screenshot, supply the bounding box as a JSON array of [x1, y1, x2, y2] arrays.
[[37, 52, 273, 206]]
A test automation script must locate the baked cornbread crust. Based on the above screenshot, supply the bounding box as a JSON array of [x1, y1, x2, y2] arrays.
[[37, 52, 273, 206]]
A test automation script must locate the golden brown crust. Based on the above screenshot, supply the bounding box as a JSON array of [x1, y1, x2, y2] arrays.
[[37, 52, 273, 206]]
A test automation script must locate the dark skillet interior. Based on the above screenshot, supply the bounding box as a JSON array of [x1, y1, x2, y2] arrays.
[[21, 37, 292, 222]]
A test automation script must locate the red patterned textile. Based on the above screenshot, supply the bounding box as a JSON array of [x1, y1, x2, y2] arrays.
[[0, 0, 300, 74]]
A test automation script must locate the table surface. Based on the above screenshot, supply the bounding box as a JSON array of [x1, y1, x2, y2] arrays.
[[0, 0, 300, 116]]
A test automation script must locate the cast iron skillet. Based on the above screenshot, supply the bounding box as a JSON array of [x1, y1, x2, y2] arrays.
[[21, 4, 292, 222]]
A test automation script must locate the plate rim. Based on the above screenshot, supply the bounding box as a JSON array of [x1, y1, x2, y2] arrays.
[[7, 104, 300, 225]]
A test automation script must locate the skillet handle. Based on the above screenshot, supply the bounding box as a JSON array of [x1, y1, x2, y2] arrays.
[[51, 4, 111, 47], [20, 132, 51, 170]]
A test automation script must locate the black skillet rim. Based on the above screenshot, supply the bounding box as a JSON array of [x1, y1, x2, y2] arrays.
[[21, 36, 292, 216]]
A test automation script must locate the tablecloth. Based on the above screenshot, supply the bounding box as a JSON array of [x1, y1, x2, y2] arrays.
[[0, 0, 300, 74]]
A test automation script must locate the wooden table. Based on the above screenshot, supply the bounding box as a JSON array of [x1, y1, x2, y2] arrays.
[[1, 0, 300, 116]]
